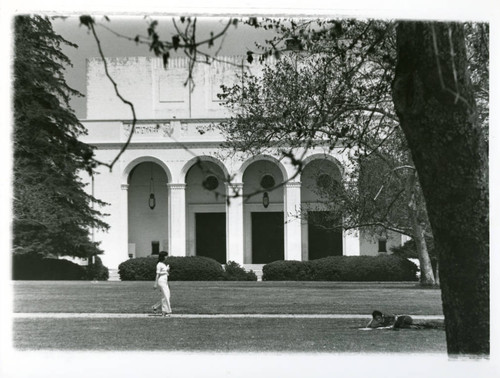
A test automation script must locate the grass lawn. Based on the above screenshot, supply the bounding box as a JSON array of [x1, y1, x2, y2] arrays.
[[13, 317, 446, 352], [12, 280, 445, 353], [13, 281, 443, 315]]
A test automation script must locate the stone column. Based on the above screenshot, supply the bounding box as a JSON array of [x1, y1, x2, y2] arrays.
[[284, 181, 302, 261], [168, 183, 187, 256], [226, 183, 244, 265], [340, 152, 361, 255], [344, 229, 360, 256], [119, 184, 130, 262]]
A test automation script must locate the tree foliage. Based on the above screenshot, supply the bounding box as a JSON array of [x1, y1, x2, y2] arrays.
[[219, 18, 489, 320], [464, 23, 489, 133], [219, 20, 398, 156], [218, 19, 436, 284], [13, 16, 108, 258]]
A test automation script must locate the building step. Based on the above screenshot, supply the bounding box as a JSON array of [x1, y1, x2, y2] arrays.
[[244, 264, 264, 281], [108, 269, 120, 281]]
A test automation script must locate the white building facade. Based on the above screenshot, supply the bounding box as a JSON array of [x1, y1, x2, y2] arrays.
[[81, 57, 402, 270]]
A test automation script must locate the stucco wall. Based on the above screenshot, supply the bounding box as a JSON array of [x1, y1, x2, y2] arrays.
[[86, 57, 265, 120], [359, 230, 403, 256]]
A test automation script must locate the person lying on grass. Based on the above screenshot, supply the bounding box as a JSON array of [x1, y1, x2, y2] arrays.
[[366, 310, 444, 330]]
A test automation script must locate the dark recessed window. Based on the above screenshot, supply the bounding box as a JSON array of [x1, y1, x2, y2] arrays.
[[203, 175, 219, 191], [152, 241, 160, 255], [260, 174, 275, 190], [378, 239, 387, 253], [316, 174, 333, 189]]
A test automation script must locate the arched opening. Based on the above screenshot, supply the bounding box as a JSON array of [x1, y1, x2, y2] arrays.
[[127, 162, 169, 258], [301, 159, 343, 260], [185, 160, 227, 263], [243, 159, 285, 264]]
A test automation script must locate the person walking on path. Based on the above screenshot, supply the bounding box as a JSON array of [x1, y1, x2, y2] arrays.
[[152, 251, 172, 317]]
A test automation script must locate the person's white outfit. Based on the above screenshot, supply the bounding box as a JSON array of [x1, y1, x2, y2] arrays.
[[155, 262, 172, 315]]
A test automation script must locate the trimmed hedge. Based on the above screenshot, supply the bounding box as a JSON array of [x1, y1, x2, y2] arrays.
[[223, 261, 257, 281], [118, 256, 225, 281], [263, 255, 418, 281], [12, 253, 109, 280], [261, 260, 313, 281], [118, 257, 155, 281]]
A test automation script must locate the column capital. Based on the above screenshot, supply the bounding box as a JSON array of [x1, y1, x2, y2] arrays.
[[226, 182, 244, 189], [285, 181, 302, 189], [121, 184, 129, 191], [226, 182, 244, 196], [167, 183, 187, 190]]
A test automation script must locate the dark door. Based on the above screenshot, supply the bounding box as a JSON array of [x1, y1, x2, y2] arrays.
[[252, 212, 284, 263], [308, 211, 343, 260], [196, 213, 226, 263]]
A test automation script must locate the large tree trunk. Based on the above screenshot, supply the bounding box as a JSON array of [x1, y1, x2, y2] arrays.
[[392, 22, 489, 355], [407, 170, 435, 285]]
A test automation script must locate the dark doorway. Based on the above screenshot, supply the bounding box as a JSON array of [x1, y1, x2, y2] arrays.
[[252, 212, 284, 263], [308, 211, 343, 260], [196, 213, 226, 263]]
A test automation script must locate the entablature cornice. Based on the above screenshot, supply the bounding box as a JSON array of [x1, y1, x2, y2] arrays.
[[82, 118, 228, 124], [89, 142, 227, 150]]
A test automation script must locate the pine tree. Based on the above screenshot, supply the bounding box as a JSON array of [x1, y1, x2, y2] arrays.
[[13, 15, 108, 258]]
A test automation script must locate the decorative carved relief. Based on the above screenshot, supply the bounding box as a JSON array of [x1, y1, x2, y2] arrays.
[[123, 123, 174, 137]]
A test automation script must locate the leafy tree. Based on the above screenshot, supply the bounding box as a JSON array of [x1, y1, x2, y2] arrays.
[[220, 18, 489, 354], [218, 20, 437, 285], [13, 15, 108, 258]]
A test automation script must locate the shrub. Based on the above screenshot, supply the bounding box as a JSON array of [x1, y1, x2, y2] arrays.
[[118, 256, 225, 281], [84, 255, 109, 281], [312, 255, 418, 281], [390, 238, 438, 274], [307, 257, 342, 281], [167, 256, 225, 281], [12, 253, 87, 280], [262, 255, 418, 281], [118, 257, 156, 281], [390, 238, 436, 259], [223, 261, 257, 281], [262, 260, 313, 281]]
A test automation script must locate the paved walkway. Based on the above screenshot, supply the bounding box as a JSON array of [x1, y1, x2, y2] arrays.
[[13, 313, 444, 320]]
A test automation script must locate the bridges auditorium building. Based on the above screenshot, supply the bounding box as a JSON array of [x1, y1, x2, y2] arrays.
[[80, 56, 405, 272]]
